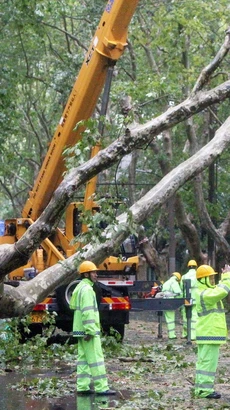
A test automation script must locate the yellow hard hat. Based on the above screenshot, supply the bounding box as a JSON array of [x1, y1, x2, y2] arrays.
[[187, 259, 197, 267], [196, 264, 218, 279], [172, 272, 181, 281], [78, 261, 98, 274]]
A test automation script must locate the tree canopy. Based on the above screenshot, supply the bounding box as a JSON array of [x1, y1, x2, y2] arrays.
[[1, 0, 230, 317]]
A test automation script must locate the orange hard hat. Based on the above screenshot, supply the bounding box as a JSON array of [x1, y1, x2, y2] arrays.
[[78, 261, 98, 274]]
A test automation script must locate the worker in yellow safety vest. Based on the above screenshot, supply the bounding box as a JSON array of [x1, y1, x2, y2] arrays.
[[161, 272, 183, 339], [69, 261, 116, 396], [195, 264, 230, 399]]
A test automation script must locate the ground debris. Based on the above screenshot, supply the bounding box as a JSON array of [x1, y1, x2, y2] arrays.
[[118, 356, 154, 362], [108, 312, 230, 409]]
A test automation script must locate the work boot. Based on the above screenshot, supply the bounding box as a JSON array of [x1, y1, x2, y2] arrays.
[[96, 389, 116, 395], [205, 391, 221, 399]]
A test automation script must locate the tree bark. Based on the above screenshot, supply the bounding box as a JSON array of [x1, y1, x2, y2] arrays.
[[1, 80, 230, 278], [1, 115, 230, 316]]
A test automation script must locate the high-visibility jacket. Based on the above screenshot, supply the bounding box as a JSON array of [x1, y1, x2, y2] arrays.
[[181, 268, 197, 303], [195, 272, 230, 344], [162, 275, 182, 297], [69, 278, 101, 337]]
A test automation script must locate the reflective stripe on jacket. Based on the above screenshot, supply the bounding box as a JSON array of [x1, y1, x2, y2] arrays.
[[195, 272, 230, 344], [69, 278, 101, 337]]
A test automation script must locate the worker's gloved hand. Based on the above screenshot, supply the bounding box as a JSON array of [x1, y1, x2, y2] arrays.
[[220, 271, 230, 282], [84, 334, 92, 341], [155, 292, 164, 298], [163, 291, 174, 298], [221, 265, 230, 274]]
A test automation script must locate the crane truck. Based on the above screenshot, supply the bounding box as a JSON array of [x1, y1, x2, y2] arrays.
[[0, 0, 141, 340], [1, 0, 190, 342]]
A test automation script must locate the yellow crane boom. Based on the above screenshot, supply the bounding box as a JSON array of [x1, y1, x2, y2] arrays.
[[22, 0, 139, 220]]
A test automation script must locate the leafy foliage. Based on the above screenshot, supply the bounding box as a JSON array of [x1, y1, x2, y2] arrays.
[[0, 314, 67, 369], [1, 0, 230, 270]]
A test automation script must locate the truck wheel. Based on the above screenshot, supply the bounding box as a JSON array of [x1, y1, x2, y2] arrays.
[[55, 281, 79, 315], [56, 280, 102, 314]]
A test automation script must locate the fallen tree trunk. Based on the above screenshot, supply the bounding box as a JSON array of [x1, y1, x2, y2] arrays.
[[1, 115, 230, 317], [1, 81, 230, 278]]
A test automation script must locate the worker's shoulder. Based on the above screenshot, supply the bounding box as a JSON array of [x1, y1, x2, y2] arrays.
[[80, 280, 95, 293], [182, 270, 195, 279], [73, 279, 90, 292]]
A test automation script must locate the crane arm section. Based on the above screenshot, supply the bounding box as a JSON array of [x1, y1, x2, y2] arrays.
[[22, 0, 139, 221]]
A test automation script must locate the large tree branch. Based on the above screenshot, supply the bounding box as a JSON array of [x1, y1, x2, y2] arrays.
[[174, 193, 202, 261], [192, 27, 230, 93], [1, 82, 230, 277], [218, 211, 230, 238], [125, 117, 230, 225], [1, 116, 230, 316], [194, 174, 230, 255]]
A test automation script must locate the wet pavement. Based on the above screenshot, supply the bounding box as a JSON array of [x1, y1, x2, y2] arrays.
[[1, 309, 229, 409], [0, 311, 148, 410], [0, 355, 134, 410], [0, 368, 126, 410], [0, 310, 180, 409]]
